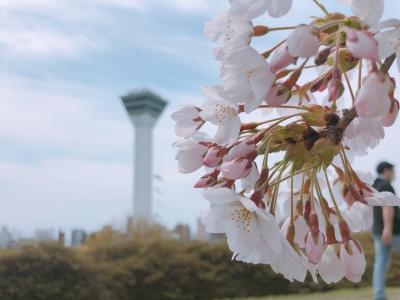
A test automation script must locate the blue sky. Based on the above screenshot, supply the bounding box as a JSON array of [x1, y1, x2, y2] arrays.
[[1, 0, 400, 238]]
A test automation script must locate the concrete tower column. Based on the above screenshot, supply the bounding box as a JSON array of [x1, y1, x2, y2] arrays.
[[121, 90, 167, 220]]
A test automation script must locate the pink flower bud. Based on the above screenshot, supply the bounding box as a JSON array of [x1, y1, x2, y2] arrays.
[[340, 240, 366, 283], [344, 27, 378, 61], [314, 47, 331, 65], [281, 215, 309, 248], [317, 245, 345, 284], [194, 169, 220, 188], [328, 69, 345, 102], [203, 146, 224, 168], [287, 25, 320, 58], [305, 231, 325, 264], [355, 72, 393, 118], [225, 140, 257, 161], [220, 157, 252, 180], [269, 43, 295, 73], [380, 100, 399, 127], [310, 71, 332, 93], [338, 219, 351, 242], [220, 139, 258, 180], [265, 83, 291, 106]]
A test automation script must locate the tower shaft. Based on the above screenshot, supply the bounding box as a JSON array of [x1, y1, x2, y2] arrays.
[[133, 116, 153, 219]]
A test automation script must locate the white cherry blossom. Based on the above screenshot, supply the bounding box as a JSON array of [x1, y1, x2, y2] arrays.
[[343, 118, 385, 155], [202, 187, 282, 258], [173, 135, 209, 174], [342, 202, 373, 233], [229, 0, 270, 20], [344, 27, 378, 61], [241, 163, 260, 193], [354, 72, 392, 119], [221, 47, 275, 113], [374, 19, 400, 71], [380, 100, 399, 127], [350, 0, 384, 27], [204, 13, 253, 51], [268, 0, 293, 18], [171, 106, 202, 138], [200, 86, 241, 145], [229, 0, 293, 20], [365, 190, 400, 206]]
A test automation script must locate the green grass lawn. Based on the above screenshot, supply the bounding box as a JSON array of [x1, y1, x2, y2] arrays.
[[232, 287, 400, 300]]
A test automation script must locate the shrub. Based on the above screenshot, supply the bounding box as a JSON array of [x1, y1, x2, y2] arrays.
[[0, 243, 101, 300], [0, 225, 397, 300]]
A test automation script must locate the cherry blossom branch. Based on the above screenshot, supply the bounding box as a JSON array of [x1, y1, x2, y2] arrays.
[[358, 59, 363, 90], [323, 166, 343, 220], [173, 0, 400, 284], [312, 0, 329, 15], [344, 72, 355, 104], [262, 40, 286, 58], [259, 105, 308, 110], [313, 174, 330, 223], [268, 26, 296, 32], [268, 165, 316, 188]]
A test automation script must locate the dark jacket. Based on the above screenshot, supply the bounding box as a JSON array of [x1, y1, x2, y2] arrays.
[[372, 178, 400, 236]]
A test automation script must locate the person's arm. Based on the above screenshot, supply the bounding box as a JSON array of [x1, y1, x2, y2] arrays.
[[382, 206, 394, 245]]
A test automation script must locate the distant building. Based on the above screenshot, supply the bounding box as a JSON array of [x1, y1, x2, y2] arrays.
[[0, 226, 12, 248], [34, 228, 55, 242], [172, 224, 191, 241], [71, 229, 87, 246], [195, 217, 207, 241], [58, 230, 65, 246], [15, 238, 36, 247]]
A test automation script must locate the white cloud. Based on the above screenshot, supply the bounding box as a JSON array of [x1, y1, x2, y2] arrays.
[[97, 0, 210, 12], [0, 0, 221, 58], [169, 0, 209, 12], [0, 72, 130, 158], [0, 29, 98, 57]]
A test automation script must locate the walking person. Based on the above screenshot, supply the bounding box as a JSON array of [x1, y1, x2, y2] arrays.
[[372, 162, 400, 300]]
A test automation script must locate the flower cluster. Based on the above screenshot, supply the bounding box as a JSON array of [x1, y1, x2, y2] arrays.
[[172, 0, 400, 283]]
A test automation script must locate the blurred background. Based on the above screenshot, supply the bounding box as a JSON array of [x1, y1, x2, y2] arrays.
[[0, 0, 399, 299]]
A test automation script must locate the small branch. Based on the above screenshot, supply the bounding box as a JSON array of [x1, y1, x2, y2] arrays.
[[268, 165, 316, 188], [262, 40, 286, 59], [334, 25, 343, 69], [323, 166, 342, 220], [358, 59, 363, 90], [268, 26, 296, 32], [312, 0, 329, 15], [344, 72, 355, 104], [259, 105, 308, 110]]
